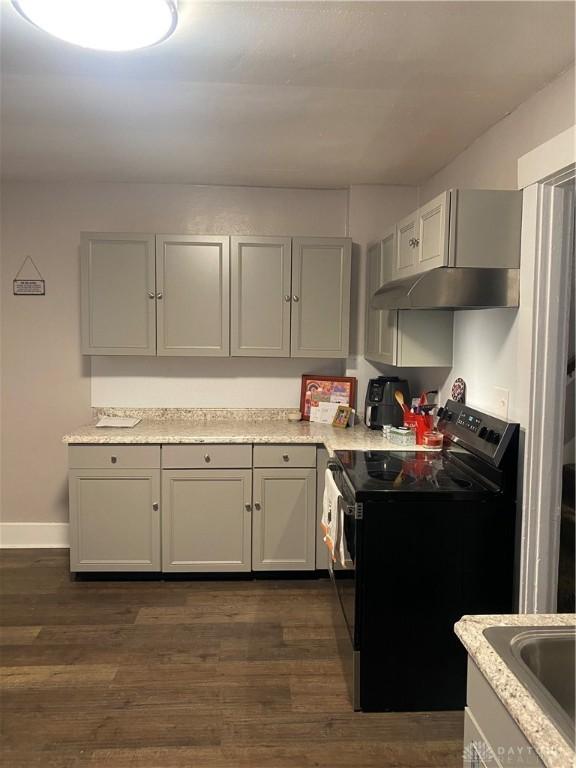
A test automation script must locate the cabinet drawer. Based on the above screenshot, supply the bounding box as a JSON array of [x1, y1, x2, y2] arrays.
[[69, 445, 160, 469], [253, 444, 316, 468], [162, 444, 252, 469]]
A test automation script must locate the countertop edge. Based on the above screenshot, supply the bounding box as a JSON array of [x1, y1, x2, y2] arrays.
[[454, 614, 575, 768]]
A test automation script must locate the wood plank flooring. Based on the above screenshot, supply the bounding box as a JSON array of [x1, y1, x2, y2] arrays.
[[0, 550, 464, 767]]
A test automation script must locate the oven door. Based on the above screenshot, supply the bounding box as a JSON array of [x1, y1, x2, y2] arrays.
[[326, 463, 359, 640]]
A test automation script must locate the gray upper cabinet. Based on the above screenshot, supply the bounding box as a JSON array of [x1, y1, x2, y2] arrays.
[[395, 212, 419, 279], [291, 237, 351, 358], [81, 232, 351, 358], [231, 236, 292, 357], [365, 229, 454, 367], [156, 235, 230, 356], [365, 229, 396, 365], [416, 191, 450, 272], [391, 189, 521, 281], [81, 232, 156, 355]]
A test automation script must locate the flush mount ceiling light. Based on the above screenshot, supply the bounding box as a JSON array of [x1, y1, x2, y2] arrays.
[[11, 0, 178, 51]]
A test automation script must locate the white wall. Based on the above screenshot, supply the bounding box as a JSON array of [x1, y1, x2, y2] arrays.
[[418, 66, 576, 421]]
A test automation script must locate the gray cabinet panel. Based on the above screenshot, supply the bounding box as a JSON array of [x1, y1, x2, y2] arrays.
[[156, 235, 230, 356], [69, 445, 160, 470], [162, 444, 252, 469], [253, 444, 316, 468], [365, 230, 397, 366], [69, 469, 160, 572], [417, 191, 449, 272], [81, 232, 156, 355], [231, 236, 292, 357], [291, 237, 351, 358], [162, 469, 252, 572], [396, 310, 453, 367], [316, 448, 329, 569], [450, 190, 522, 268], [252, 468, 316, 571]]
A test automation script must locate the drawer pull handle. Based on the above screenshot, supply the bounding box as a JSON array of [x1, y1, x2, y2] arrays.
[[152, 502, 159, 512], [254, 502, 261, 511], [292, 295, 299, 302], [204, 454, 211, 463], [245, 503, 251, 511], [110, 456, 118, 464], [282, 453, 290, 462]]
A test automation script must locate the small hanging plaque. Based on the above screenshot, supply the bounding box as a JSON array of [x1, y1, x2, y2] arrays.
[[13, 256, 45, 296], [13, 279, 45, 295]]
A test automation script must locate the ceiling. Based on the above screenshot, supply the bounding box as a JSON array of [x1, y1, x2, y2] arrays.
[[1, 1, 574, 187]]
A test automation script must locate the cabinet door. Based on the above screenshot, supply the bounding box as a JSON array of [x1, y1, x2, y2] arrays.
[[395, 213, 419, 278], [156, 235, 230, 356], [290, 237, 351, 358], [365, 229, 398, 365], [162, 470, 252, 572], [69, 469, 160, 572], [231, 236, 292, 357], [416, 191, 449, 273], [80, 232, 156, 355], [252, 468, 316, 571]]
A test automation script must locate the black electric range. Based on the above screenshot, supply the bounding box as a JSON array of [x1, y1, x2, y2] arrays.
[[327, 400, 519, 712]]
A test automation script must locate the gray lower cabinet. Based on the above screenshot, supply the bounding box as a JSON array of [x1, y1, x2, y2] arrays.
[[80, 232, 157, 355], [463, 659, 544, 768], [162, 469, 252, 572], [69, 468, 161, 572], [252, 467, 316, 571], [291, 237, 351, 358], [231, 236, 292, 357], [156, 235, 230, 356]]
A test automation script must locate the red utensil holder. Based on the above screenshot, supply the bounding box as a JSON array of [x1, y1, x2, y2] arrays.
[[403, 412, 433, 445]]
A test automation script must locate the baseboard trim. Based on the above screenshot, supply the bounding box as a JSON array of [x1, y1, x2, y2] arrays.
[[0, 523, 70, 549]]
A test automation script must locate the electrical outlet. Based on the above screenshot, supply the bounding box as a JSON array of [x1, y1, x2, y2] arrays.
[[493, 387, 509, 419]]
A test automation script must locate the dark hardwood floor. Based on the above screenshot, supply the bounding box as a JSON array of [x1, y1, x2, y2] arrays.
[[1, 550, 464, 767]]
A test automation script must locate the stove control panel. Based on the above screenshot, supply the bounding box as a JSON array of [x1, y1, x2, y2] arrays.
[[437, 400, 518, 467], [457, 411, 483, 434]]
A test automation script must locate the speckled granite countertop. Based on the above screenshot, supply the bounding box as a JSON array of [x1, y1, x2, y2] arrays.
[[455, 614, 576, 768], [63, 409, 433, 455]]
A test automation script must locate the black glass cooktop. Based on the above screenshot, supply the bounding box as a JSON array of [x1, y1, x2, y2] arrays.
[[335, 450, 495, 500]]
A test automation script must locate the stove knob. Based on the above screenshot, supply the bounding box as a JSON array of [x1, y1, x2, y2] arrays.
[[486, 430, 495, 443], [437, 407, 445, 418], [491, 432, 501, 445], [479, 426, 488, 439], [445, 411, 453, 421]]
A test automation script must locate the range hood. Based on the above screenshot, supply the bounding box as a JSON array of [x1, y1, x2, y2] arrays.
[[372, 267, 520, 311]]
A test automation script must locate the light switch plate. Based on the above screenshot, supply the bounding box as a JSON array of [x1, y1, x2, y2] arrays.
[[493, 387, 509, 419]]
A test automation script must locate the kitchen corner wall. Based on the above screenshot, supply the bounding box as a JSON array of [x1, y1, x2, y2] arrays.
[[417, 65, 575, 423], [0, 181, 416, 524]]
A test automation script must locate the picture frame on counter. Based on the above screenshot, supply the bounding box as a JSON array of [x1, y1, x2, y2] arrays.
[[332, 405, 352, 429], [300, 374, 357, 421]]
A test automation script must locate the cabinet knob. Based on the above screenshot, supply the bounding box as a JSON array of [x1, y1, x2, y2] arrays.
[[204, 454, 211, 463], [148, 292, 155, 299], [254, 502, 261, 511], [152, 502, 159, 511], [282, 453, 290, 462], [245, 503, 252, 511], [292, 295, 299, 302], [110, 456, 117, 464], [284, 295, 291, 302], [156, 292, 163, 299]]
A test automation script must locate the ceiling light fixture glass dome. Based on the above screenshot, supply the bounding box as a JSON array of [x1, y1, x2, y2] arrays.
[[11, 0, 178, 51]]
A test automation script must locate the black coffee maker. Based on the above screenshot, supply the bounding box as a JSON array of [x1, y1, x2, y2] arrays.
[[364, 376, 410, 430]]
